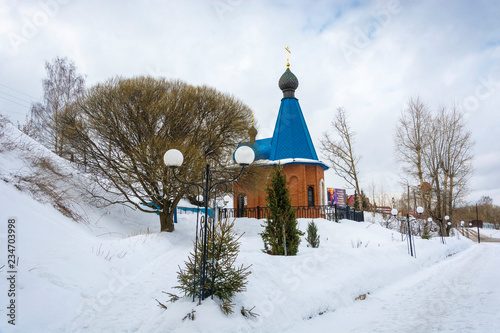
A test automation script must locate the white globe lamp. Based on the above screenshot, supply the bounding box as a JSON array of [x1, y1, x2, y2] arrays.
[[163, 149, 184, 168], [234, 146, 255, 166]]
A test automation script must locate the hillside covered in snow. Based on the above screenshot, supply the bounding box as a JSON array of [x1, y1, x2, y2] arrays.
[[0, 121, 487, 332]]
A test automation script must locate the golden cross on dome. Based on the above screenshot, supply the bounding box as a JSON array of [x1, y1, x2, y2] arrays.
[[285, 46, 291, 67]]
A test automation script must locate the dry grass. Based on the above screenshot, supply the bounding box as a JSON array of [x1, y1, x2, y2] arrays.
[[92, 243, 127, 261], [8, 146, 87, 224]]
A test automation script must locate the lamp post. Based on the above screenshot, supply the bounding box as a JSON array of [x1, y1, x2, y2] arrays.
[[427, 217, 433, 240], [406, 211, 414, 257], [391, 208, 400, 240], [476, 203, 481, 243], [444, 215, 450, 236], [163, 146, 255, 304], [437, 217, 444, 244], [391, 208, 398, 228], [461, 221, 465, 239], [442, 215, 449, 244], [416, 206, 424, 236]]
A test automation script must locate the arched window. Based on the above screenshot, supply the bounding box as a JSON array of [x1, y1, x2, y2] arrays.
[[288, 176, 299, 206], [319, 179, 325, 206], [307, 186, 314, 207]]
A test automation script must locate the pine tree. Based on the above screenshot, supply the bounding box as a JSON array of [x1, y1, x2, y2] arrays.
[[175, 218, 251, 314], [260, 164, 304, 255], [306, 220, 320, 248]]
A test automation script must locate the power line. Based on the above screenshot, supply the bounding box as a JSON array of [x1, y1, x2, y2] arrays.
[[0, 95, 31, 109], [0, 90, 32, 106], [0, 83, 40, 101]]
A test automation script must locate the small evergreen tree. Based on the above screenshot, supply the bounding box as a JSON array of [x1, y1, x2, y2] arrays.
[[306, 220, 320, 248], [260, 164, 304, 255], [175, 218, 251, 314]]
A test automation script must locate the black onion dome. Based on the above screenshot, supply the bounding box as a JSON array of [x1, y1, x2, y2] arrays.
[[278, 68, 299, 98]]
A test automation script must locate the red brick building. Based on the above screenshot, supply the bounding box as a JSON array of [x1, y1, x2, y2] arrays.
[[234, 64, 328, 215]]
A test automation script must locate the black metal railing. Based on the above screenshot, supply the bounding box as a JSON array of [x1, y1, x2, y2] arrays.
[[217, 204, 364, 222]]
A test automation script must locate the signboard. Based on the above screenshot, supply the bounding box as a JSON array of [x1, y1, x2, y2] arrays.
[[327, 188, 346, 207], [327, 188, 334, 206]]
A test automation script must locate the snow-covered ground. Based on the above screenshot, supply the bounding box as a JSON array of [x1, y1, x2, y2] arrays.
[[1, 122, 499, 332], [481, 229, 500, 240], [292, 243, 500, 333]]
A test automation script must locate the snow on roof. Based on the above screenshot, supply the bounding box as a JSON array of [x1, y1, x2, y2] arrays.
[[254, 157, 329, 169]]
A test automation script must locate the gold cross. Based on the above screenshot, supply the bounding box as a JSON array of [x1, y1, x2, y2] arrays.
[[285, 46, 291, 67]]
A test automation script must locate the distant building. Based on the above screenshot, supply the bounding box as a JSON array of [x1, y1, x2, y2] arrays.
[[469, 220, 483, 228], [376, 206, 392, 215], [233, 62, 328, 215]]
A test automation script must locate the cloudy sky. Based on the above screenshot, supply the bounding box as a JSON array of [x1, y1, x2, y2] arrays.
[[1, 0, 499, 206]]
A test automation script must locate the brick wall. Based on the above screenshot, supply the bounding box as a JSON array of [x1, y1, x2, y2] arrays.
[[233, 164, 325, 209]]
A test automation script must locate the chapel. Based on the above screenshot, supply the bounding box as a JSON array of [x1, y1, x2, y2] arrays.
[[233, 53, 328, 215]]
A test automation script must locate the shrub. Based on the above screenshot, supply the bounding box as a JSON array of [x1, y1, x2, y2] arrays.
[[306, 220, 320, 248]]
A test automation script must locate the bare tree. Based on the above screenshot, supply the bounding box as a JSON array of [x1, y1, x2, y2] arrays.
[[395, 98, 474, 236], [65, 76, 253, 232], [394, 97, 432, 213], [320, 107, 362, 205], [30, 57, 85, 156], [438, 105, 474, 220], [422, 110, 445, 218]]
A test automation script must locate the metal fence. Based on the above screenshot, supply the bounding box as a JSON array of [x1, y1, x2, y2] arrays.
[[216, 205, 364, 222]]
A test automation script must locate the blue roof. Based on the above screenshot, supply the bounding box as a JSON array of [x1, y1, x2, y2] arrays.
[[269, 97, 319, 161], [252, 138, 272, 160]]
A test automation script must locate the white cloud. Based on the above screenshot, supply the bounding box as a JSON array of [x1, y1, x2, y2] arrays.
[[0, 0, 499, 204]]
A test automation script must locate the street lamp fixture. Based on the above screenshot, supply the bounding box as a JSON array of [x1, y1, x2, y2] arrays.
[[390, 208, 398, 230], [405, 210, 415, 257], [475, 203, 481, 243], [391, 208, 398, 217], [436, 216, 446, 245], [164, 145, 255, 304], [416, 206, 424, 236], [427, 217, 433, 237], [444, 215, 450, 239]]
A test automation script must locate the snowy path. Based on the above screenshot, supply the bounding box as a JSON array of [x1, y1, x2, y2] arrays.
[[292, 243, 500, 333]]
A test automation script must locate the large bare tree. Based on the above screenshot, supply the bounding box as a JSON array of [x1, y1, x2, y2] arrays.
[[320, 107, 361, 204], [30, 57, 85, 156], [65, 76, 253, 232]]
